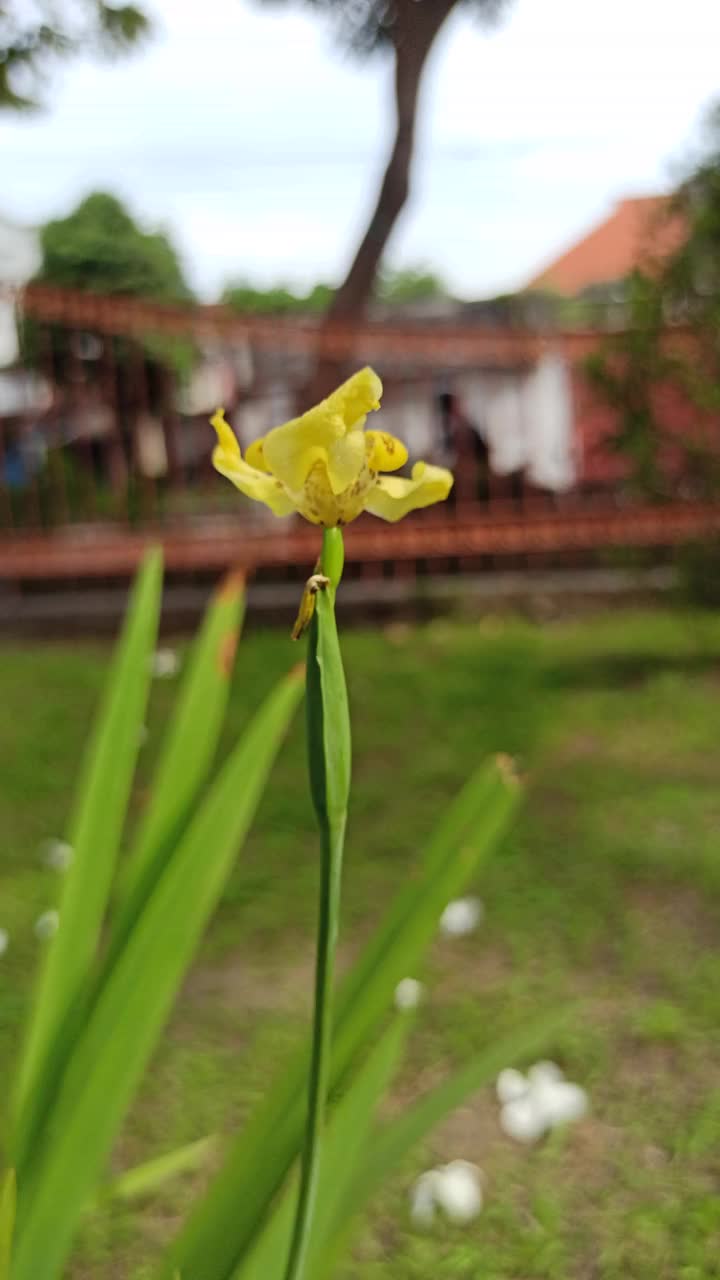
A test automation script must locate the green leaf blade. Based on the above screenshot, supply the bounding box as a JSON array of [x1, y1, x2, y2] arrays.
[[333, 756, 521, 1066], [319, 1007, 575, 1279], [162, 756, 519, 1280], [235, 1018, 408, 1280], [11, 668, 303, 1280], [92, 1135, 218, 1209], [307, 583, 351, 829], [282, 552, 352, 1280], [109, 571, 245, 964], [0, 1169, 16, 1280], [11, 548, 163, 1171]]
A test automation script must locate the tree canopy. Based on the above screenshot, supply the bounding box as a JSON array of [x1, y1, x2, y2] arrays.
[[0, 1, 150, 110], [376, 265, 448, 304], [221, 266, 448, 314], [36, 192, 192, 303], [222, 281, 334, 315], [662, 101, 720, 329], [262, 0, 504, 56], [585, 99, 720, 501]]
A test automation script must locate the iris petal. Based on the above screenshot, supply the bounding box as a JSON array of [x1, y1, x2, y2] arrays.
[[262, 416, 341, 493], [210, 408, 241, 459], [364, 461, 454, 523], [324, 366, 383, 428], [211, 370, 453, 527], [261, 368, 383, 493], [326, 430, 367, 495], [365, 430, 408, 473], [245, 437, 271, 472], [212, 448, 297, 516], [211, 410, 296, 516]]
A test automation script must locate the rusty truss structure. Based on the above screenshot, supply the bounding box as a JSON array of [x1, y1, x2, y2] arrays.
[[0, 284, 715, 590]]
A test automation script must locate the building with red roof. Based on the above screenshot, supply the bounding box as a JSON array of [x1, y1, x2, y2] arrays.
[[526, 196, 686, 295]]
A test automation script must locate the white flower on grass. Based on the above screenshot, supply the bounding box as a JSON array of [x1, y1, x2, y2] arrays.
[[499, 1094, 548, 1145], [497, 1061, 589, 1144], [0, 928, 9, 956], [394, 978, 424, 1011], [34, 909, 59, 941], [496, 1067, 529, 1104], [434, 1160, 484, 1223], [38, 838, 74, 873], [439, 897, 484, 937], [151, 649, 181, 679], [527, 1060, 564, 1086], [409, 1170, 438, 1227], [532, 1079, 589, 1127], [410, 1160, 483, 1227]]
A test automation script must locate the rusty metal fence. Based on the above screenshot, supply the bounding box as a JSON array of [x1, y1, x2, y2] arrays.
[[0, 284, 717, 589]]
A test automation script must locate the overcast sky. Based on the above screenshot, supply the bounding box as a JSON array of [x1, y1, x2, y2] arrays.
[[2, 0, 719, 300]]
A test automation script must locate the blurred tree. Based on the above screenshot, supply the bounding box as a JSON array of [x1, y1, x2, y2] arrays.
[[262, 0, 508, 394], [376, 264, 448, 303], [36, 192, 192, 302], [31, 193, 194, 381], [0, 1, 151, 110], [222, 280, 333, 313], [221, 267, 448, 313], [585, 100, 720, 502], [662, 101, 720, 335]]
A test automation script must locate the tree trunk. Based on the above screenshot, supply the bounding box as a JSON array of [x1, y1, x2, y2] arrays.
[[302, 0, 457, 403]]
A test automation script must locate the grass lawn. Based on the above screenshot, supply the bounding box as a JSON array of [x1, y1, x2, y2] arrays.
[[1, 607, 719, 1279]]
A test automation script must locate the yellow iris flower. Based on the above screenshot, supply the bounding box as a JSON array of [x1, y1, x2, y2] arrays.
[[210, 367, 453, 526]]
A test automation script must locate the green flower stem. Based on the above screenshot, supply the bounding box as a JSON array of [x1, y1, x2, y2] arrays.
[[283, 528, 350, 1280]]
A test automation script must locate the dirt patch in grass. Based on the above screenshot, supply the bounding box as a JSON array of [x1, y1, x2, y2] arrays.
[[183, 944, 317, 1016], [626, 881, 720, 948]]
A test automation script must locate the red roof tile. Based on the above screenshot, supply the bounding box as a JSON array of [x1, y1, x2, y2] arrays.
[[526, 196, 687, 295]]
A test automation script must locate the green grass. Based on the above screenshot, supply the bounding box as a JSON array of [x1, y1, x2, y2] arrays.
[[1, 608, 719, 1279]]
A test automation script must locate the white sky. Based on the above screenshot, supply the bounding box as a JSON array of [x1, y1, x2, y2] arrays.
[[2, 0, 719, 299]]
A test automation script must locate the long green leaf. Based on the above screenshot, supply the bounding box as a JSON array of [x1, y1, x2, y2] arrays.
[[283, 533, 352, 1280], [91, 1136, 219, 1208], [11, 669, 303, 1280], [11, 548, 163, 1171], [0, 1170, 15, 1280], [331, 756, 520, 1071], [320, 1007, 574, 1279], [109, 571, 245, 966], [235, 1017, 408, 1280], [162, 755, 520, 1280], [305, 546, 351, 831]]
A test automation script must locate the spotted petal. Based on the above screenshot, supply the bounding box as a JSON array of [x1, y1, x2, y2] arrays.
[[261, 412, 343, 494], [364, 461, 454, 522], [365, 430, 408, 473], [323, 366, 383, 427], [245, 436, 270, 472], [213, 449, 296, 516], [326, 430, 367, 495], [262, 367, 383, 494]]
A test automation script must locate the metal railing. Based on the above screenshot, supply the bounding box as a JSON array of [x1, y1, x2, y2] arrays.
[[0, 284, 715, 585]]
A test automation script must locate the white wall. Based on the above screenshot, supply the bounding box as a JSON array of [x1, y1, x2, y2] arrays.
[[0, 215, 41, 368]]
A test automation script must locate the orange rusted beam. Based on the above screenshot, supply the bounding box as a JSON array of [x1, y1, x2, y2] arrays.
[[18, 285, 538, 368], [20, 283, 703, 373], [0, 505, 718, 582]]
